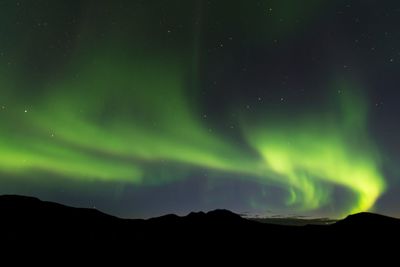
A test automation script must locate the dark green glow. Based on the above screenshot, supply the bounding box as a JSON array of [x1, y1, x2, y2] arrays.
[[0, 47, 385, 216], [0, 0, 387, 217]]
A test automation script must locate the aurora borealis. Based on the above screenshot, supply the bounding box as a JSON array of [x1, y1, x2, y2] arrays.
[[0, 0, 398, 218]]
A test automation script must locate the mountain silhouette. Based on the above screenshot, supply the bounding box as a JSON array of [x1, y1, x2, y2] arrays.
[[335, 212, 400, 226], [1, 194, 399, 256]]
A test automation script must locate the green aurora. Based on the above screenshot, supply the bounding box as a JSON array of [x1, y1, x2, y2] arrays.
[[0, 0, 390, 218], [0, 47, 385, 217]]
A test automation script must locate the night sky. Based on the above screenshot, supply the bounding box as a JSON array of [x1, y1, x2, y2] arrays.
[[0, 0, 399, 219]]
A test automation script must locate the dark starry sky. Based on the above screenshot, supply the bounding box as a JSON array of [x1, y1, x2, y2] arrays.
[[0, 0, 399, 218]]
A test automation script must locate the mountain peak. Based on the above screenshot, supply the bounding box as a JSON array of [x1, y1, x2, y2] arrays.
[[335, 212, 400, 226]]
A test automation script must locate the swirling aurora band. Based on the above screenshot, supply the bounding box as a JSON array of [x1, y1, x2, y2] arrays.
[[0, 51, 385, 217], [0, 0, 389, 218]]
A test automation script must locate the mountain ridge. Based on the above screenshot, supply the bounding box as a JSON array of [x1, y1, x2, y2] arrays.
[[1, 194, 399, 225], [1, 194, 399, 254]]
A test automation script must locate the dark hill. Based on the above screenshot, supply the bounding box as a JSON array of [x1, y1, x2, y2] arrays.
[[0, 194, 115, 221], [1, 194, 399, 255], [335, 212, 400, 226]]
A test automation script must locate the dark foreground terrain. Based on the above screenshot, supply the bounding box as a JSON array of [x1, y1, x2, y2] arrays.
[[1, 195, 399, 257]]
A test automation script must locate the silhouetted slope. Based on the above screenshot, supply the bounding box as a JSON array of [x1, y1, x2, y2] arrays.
[[0, 195, 124, 245], [335, 212, 400, 226], [0, 195, 115, 221], [149, 209, 252, 225], [1, 194, 399, 253]]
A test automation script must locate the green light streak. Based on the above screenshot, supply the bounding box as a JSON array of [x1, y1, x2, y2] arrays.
[[243, 83, 386, 215], [30, 55, 256, 175], [0, 4, 386, 216]]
